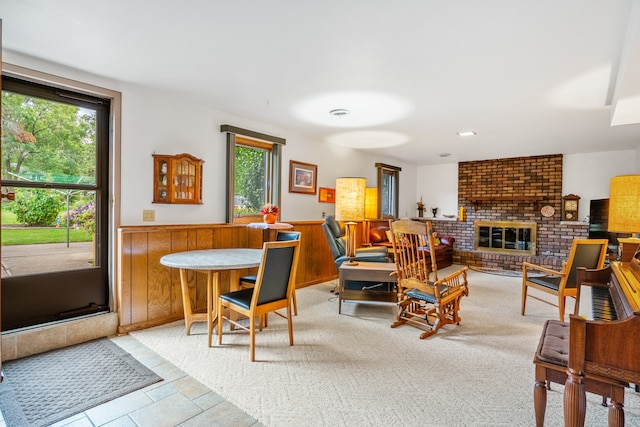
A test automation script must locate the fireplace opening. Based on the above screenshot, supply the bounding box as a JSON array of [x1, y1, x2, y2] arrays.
[[474, 221, 537, 255]]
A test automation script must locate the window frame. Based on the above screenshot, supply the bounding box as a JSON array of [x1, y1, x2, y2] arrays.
[[1, 74, 112, 330], [221, 125, 285, 224], [376, 163, 401, 219]]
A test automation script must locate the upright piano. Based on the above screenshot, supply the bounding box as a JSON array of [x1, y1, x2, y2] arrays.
[[564, 256, 640, 426]]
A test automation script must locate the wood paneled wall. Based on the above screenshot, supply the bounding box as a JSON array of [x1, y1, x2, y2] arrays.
[[116, 221, 337, 334]]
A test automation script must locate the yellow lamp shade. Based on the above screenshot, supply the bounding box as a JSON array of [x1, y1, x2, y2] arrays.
[[608, 175, 640, 233], [365, 187, 378, 219], [335, 177, 366, 221]]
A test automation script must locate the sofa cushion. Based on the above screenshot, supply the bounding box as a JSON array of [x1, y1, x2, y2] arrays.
[[370, 226, 389, 243], [440, 236, 455, 246]]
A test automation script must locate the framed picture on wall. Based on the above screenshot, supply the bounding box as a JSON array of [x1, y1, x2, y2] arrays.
[[319, 187, 335, 203], [289, 160, 317, 194]]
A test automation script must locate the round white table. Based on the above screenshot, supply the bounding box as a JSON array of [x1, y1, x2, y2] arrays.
[[160, 248, 262, 346]]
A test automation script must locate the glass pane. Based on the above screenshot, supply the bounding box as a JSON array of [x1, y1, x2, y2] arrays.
[[504, 227, 516, 249], [381, 172, 392, 216], [2, 188, 97, 277], [478, 226, 490, 247], [234, 145, 267, 216], [2, 90, 96, 185], [491, 227, 503, 248]]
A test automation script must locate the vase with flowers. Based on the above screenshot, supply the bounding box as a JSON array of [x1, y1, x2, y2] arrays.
[[416, 197, 425, 218], [260, 203, 280, 224]]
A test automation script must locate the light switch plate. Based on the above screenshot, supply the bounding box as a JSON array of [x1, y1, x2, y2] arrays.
[[142, 210, 155, 221]]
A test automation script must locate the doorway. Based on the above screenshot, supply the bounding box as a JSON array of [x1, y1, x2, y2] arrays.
[[1, 76, 110, 331]]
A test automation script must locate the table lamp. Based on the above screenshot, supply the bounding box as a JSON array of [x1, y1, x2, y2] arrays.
[[608, 174, 640, 260], [335, 177, 366, 264]]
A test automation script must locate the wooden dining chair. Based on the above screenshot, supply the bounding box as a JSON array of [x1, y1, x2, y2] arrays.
[[217, 239, 300, 361], [521, 238, 608, 321], [239, 230, 301, 317]]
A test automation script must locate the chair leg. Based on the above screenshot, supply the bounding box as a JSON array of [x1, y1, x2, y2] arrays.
[[521, 281, 528, 316], [291, 289, 298, 316], [217, 301, 224, 345], [287, 305, 294, 346], [250, 315, 256, 362], [534, 365, 548, 427]]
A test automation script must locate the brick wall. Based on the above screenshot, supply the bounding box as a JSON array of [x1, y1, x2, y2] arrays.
[[430, 154, 588, 271]]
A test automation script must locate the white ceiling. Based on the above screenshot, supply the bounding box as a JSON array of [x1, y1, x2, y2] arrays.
[[2, 0, 640, 166]]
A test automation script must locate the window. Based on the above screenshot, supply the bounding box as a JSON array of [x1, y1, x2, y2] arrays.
[[221, 125, 285, 223], [376, 163, 401, 219], [1, 75, 111, 330]]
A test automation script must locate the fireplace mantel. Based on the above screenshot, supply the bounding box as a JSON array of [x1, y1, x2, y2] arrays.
[[469, 196, 546, 207]]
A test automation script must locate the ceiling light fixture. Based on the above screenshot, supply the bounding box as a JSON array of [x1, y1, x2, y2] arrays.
[[439, 153, 451, 157], [329, 109, 350, 117], [457, 131, 477, 137]]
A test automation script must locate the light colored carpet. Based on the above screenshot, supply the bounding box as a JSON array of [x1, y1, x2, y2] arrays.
[[130, 266, 640, 426]]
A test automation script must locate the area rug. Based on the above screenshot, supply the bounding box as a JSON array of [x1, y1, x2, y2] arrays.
[[130, 267, 640, 426], [0, 337, 162, 427]]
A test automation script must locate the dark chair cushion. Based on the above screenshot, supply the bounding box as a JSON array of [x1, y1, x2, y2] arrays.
[[405, 284, 449, 303], [535, 319, 569, 366], [528, 276, 561, 291], [219, 288, 255, 310], [325, 215, 343, 239]]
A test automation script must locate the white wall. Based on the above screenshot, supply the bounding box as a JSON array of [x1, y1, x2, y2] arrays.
[[120, 88, 417, 225], [3, 51, 416, 225], [417, 150, 639, 222], [415, 163, 459, 218], [563, 150, 637, 221], [4, 50, 635, 227]]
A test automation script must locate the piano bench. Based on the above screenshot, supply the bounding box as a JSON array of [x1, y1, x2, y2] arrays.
[[533, 320, 627, 427]]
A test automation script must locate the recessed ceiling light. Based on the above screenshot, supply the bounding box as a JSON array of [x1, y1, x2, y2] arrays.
[[329, 109, 350, 117], [457, 131, 476, 137], [293, 91, 412, 128], [439, 153, 451, 157]]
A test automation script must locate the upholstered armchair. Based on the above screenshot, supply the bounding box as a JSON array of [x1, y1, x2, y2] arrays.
[[321, 215, 389, 269]]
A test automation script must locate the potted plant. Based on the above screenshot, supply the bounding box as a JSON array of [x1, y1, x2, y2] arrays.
[[260, 203, 280, 224]]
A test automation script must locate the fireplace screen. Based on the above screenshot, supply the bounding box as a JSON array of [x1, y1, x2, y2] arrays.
[[475, 221, 536, 255]]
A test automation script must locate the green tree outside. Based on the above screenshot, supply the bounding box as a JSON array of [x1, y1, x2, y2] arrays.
[[234, 145, 266, 215], [1, 91, 97, 229]]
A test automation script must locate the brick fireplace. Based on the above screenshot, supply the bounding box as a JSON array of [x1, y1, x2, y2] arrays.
[[431, 154, 588, 271]]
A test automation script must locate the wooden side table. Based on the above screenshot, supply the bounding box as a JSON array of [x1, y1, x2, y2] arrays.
[[247, 222, 294, 242], [338, 261, 397, 314]]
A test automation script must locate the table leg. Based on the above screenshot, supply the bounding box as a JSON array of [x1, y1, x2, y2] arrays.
[[180, 269, 193, 335], [207, 271, 220, 347]]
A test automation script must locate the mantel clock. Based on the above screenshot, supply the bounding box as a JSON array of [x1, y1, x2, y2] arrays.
[[562, 194, 580, 221]]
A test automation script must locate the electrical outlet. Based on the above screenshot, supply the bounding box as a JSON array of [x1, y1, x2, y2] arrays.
[[142, 210, 155, 221]]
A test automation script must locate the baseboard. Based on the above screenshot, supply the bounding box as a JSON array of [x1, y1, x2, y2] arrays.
[[1, 312, 119, 361]]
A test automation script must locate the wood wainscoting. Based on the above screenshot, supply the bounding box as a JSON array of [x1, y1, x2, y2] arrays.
[[116, 221, 336, 334]]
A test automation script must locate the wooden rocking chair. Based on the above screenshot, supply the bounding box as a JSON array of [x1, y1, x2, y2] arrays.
[[389, 218, 469, 339]]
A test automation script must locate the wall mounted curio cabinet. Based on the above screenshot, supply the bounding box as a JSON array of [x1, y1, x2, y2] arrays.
[[153, 153, 203, 204]]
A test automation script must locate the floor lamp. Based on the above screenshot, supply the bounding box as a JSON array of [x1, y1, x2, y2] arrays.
[[608, 174, 640, 261], [363, 187, 378, 246], [335, 177, 366, 265]]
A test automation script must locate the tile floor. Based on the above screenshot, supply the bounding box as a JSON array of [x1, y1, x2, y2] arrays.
[[0, 334, 264, 427]]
